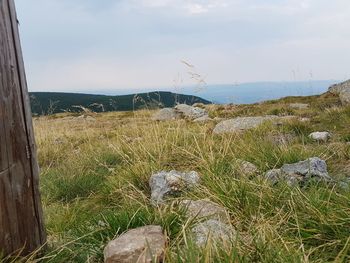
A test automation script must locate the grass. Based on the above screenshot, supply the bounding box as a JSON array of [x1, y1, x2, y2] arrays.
[[3, 93, 350, 262]]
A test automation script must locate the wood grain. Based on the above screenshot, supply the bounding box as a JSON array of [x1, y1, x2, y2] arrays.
[[0, 0, 46, 256]]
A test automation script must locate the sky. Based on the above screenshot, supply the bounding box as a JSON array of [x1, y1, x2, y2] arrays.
[[15, 0, 350, 93]]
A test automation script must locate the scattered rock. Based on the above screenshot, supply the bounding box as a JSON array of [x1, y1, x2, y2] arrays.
[[265, 157, 331, 185], [191, 219, 235, 247], [193, 115, 213, 123], [180, 199, 229, 222], [152, 108, 181, 121], [309, 132, 331, 142], [149, 171, 200, 204], [213, 116, 279, 134], [236, 160, 259, 176], [175, 104, 208, 120], [289, 103, 309, 110], [104, 225, 166, 263]]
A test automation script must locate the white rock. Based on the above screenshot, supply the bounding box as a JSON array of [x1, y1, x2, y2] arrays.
[[309, 132, 331, 142], [193, 115, 212, 123], [104, 225, 166, 263], [149, 171, 200, 204]]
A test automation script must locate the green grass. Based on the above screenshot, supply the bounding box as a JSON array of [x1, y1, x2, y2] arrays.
[[4, 93, 350, 262]]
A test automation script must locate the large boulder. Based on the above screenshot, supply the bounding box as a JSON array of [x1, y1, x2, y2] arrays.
[[329, 80, 350, 105], [175, 104, 208, 120], [265, 157, 331, 185], [104, 225, 166, 263], [152, 108, 181, 121], [328, 80, 350, 94], [213, 116, 279, 134], [149, 171, 200, 204], [340, 90, 350, 105]]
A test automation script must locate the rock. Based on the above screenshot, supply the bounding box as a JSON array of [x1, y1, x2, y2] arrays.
[[289, 103, 309, 110], [149, 171, 200, 204], [193, 115, 213, 123], [191, 219, 235, 247], [175, 104, 208, 120], [309, 132, 331, 142], [213, 116, 279, 134], [152, 108, 181, 121], [300, 117, 311, 122], [104, 225, 166, 263], [266, 157, 331, 185], [340, 90, 350, 105], [329, 80, 350, 105], [265, 169, 283, 185], [180, 199, 229, 222], [236, 160, 258, 176], [328, 80, 350, 94]]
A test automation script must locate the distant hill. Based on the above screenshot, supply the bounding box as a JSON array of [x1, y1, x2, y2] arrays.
[[29, 91, 211, 115]]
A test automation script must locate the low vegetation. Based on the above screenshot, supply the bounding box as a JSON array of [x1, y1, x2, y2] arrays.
[[5, 92, 350, 262]]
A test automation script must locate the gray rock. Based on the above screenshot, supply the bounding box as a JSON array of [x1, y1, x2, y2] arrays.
[[152, 108, 181, 121], [149, 171, 200, 204], [265, 157, 331, 185], [328, 80, 350, 94], [267, 133, 295, 146], [281, 157, 330, 181], [180, 199, 229, 223], [104, 225, 166, 263], [193, 115, 213, 123], [309, 132, 331, 142], [175, 104, 208, 120], [340, 90, 350, 105], [191, 219, 235, 247], [289, 103, 309, 110], [213, 116, 279, 134], [329, 80, 350, 105], [236, 160, 259, 176]]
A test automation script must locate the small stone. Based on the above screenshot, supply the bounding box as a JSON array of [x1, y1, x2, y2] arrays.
[[289, 103, 309, 110], [236, 160, 259, 176], [309, 132, 331, 142], [300, 117, 311, 122], [152, 108, 181, 121], [191, 219, 235, 247], [265, 169, 283, 185], [149, 171, 200, 204], [180, 199, 229, 223], [104, 225, 166, 263]]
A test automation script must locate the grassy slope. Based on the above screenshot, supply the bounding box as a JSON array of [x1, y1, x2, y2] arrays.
[[6, 92, 350, 262], [29, 91, 211, 115]]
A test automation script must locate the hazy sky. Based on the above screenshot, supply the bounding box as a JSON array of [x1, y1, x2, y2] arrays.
[[15, 0, 350, 93]]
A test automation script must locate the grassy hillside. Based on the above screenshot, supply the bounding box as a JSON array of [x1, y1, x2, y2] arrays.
[[5, 92, 350, 262], [29, 91, 211, 115]]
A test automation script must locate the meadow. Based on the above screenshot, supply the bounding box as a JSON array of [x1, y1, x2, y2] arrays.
[[6, 92, 350, 263]]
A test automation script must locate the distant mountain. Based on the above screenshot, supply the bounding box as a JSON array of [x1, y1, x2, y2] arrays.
[[179, 80, 337, 104], [29, 91, 211, 115]]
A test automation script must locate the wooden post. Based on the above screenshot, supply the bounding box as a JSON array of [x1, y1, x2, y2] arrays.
[[0, 0, 46, 256]]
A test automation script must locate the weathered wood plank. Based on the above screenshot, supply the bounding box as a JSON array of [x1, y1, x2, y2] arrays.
[[0, 0, 46, 256]]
